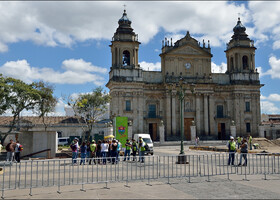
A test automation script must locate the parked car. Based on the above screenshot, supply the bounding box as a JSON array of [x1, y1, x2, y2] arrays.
[[57, 137, 70, 146]]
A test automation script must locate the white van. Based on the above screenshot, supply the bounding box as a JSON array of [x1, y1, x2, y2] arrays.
[[57, 137, 69, 146], [133, 133, 154, 155]]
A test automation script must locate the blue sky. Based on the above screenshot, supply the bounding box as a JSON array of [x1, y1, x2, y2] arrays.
[[0, 1, 280, 115]]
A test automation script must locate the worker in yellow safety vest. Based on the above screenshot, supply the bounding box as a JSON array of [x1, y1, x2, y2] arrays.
[[89, 140, 97, 165], [227, 136, 236, 165]]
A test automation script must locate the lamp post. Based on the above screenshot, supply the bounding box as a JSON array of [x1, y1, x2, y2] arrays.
[[169, 77, 195, 164]]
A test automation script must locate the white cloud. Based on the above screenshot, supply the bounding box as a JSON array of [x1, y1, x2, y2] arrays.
[[261, 101, 280, 114], [139, 61, 161, 71], [0, 1, 251, 52], [261, 56, 280, 79], [62, 59, 107, 73], [211, 62, 227, 73], [262, 94, 280, 102], [0, 59, 106, 85], [248, 2, 280, 48]]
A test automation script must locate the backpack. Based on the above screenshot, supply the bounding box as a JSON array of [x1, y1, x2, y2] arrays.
[[19, 145, 23, 151], [70, 143, 77, 151], [144, 143, 149, 151]]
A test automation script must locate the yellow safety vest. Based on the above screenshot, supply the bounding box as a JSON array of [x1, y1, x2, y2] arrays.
[[90, 144, 96, 152], [229, 141, 236, 151]]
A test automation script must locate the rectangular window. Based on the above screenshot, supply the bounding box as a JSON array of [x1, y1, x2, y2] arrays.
[[148, 104, 156, 118], [245, 102, 250, 112], [246, 123, 251, 133], [125, 100, 131, 111], [217, 105, 223, 118]]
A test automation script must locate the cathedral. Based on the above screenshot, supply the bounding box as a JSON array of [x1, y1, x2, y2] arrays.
[[106, 9, 262, 141]]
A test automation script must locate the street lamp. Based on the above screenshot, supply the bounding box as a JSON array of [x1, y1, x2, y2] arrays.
[[169, 77, 195, 163]]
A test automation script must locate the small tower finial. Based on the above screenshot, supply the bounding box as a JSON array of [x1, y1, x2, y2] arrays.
[[238, 13, 241, 21], [123, 4, 126, 12]]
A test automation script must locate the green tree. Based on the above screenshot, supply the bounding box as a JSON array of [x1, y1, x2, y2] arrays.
[[68, 87, 111, 142], [0, 74, 57, 144]]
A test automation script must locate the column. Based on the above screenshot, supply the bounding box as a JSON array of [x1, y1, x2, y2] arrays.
[[191, 126, 196, 141], [166, 92, 171, 137], [172, 92, 176, 135], [159, 122, 165, 144], [259, 125, 264, 138], [204, 94, 209, 135], [208, 94, 214, 135], [195, 94, 201, 135]]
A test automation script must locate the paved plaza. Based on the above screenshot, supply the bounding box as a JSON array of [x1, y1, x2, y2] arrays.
[[1, 145, 280, 199]]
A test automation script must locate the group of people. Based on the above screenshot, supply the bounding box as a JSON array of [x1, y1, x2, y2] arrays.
[[227, 135, 253, 166], [70, 136, 147, 165], [2, 139, 22, 162]]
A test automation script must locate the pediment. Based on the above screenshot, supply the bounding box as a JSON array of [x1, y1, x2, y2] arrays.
[[169, 45, 210, 56], [174, 46, 201, 55]]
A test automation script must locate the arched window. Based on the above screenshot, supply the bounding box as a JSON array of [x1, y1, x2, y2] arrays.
[[230, 57, 234, 70], [122, 50, 130, 66], [242, 55, 248, 70]]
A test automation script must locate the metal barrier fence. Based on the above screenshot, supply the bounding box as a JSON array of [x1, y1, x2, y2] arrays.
[[0, 153, 279, 198]]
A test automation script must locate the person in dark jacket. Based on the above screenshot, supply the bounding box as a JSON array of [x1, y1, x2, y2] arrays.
[[6, 139, 15, 162]]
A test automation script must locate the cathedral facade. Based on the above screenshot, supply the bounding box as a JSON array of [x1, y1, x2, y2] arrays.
[[106, 10, 262, 141]]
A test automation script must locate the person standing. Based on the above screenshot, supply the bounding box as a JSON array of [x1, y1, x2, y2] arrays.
[[0, 141, 3, 155], [101, 140, 109, 164], [14, 141, 22, 163], [237, 136, 242, 149], [116, 140, 121, 162], [248, 134, 253, 150], [131, 139, 138, 161], [227, 136, 236, 165], [80, 142, 87, 165], [70, 138, 79, 164], [6, 139, 15, 162], [123, 139, 132, 161], [111, 139, 118, 164], [89, 140, 97, 165], [96, 140, 102, 164], [238, 138, 248, 166], [195, 137, 200, 147], [138, 137, 145, 163], [86, 141, 91, 163]]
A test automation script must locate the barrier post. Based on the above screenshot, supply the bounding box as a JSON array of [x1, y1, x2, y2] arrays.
[[206, 155, 210, 182], [29, 161, 33, 196], [57, 160, 61, 194], [1, 163, 6, 199]]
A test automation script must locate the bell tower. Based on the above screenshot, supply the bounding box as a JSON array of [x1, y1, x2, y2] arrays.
[[225, 18, 256, 74], [110, 9, 140, 69]]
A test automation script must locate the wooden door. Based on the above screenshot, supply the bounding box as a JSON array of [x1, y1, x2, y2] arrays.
[[184, 118, 194, 141], [218, 123, 226, 140], [149, 123, 158, 141]]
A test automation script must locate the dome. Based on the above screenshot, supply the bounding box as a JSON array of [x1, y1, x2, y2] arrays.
[[233, 17, 246, 33], [118, 9, 131, 26]]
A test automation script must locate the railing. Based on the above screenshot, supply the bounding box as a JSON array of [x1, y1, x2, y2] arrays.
[[20, 149, 51, 159], [0, 153, 279, 198]]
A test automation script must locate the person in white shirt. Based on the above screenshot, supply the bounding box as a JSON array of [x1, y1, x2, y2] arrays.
[[101, 140, 109, 164], [0, 141, 2, 154], [14, 141, 21, 163]]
